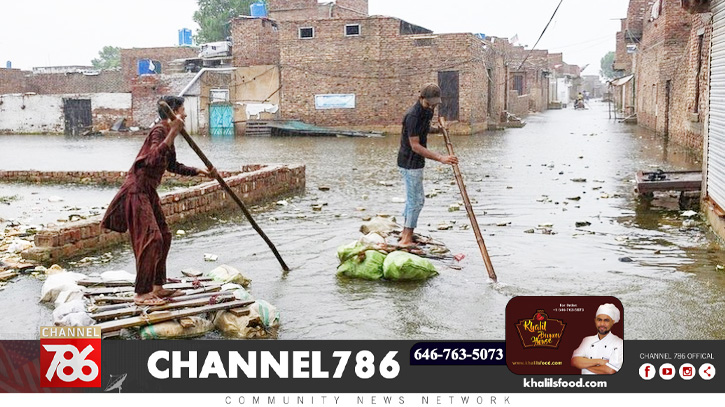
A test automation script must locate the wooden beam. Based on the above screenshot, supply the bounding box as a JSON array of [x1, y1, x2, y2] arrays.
[[89, 284, 223, 305], [96, 300, 255, 334], [90, 294, 236, 322]]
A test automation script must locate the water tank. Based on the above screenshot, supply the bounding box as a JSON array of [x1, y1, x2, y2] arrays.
[[178, 28, 192, 46], [250, 2, 267, 18], [5, 61, 10, 69]]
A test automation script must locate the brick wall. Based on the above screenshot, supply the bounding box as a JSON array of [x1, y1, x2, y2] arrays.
[[486, 38, 508, 125], [667, 13, 711, 150], [24, 71, 125, 94], [0, 169, 246, 186], [269, 0, 367, 21], [22, 164, 305, 264], [121, 47, 199, 92], [0, 68, 28, 94], [636, 0, 692, 135], [277, 17, 490, 133], [231, 17, 281, 66]]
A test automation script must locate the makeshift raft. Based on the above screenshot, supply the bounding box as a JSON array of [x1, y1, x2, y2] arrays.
[[41, 265, 280, 340], [336, 216, 462, 281]]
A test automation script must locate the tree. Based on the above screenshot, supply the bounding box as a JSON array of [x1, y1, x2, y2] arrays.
[[599, 51, 617, 80], [91, 46, 121, 70], [194, 0, 266, 44]]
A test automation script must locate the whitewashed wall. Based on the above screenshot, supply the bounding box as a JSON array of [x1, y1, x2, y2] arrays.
[[0, 93, 131, 133]]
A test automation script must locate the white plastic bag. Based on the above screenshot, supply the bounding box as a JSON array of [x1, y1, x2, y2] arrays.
[[207, 265, 251, 287], [40, 272, 86, 303]]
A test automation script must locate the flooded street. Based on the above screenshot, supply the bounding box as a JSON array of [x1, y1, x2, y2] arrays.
[[2, 100, 725, 340]]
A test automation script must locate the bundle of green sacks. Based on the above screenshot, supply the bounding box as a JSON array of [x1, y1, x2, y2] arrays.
[[336, 241, 438, 281]]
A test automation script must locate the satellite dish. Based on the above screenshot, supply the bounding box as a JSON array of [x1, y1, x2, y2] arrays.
[[104, 373, 128, 393]]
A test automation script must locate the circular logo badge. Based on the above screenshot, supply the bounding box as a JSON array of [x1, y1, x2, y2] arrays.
[[699, 363, 716, 380], [679, 363, 696, 380], [659, 363, 676, 380], [639, 363, 656, 380]]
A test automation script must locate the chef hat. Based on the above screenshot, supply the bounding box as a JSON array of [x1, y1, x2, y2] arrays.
[[595, 303, 620, 323]]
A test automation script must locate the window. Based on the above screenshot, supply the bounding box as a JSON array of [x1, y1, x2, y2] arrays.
[[210, 89, 229, 103], [299, 27, 314, 39], [414, 38, 433, 47], [345, 24, 360, 36]]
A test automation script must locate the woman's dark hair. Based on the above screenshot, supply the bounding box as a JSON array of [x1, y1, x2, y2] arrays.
[[158, 96, 185, 119]]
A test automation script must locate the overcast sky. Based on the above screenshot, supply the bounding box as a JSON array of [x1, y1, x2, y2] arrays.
[[0, 0, 630, 75]]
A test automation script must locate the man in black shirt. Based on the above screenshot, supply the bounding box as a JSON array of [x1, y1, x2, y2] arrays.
[[397, 83, 458, 247]]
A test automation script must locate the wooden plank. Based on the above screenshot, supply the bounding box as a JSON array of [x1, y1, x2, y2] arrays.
[[79, 276, 213, 287], [0, 271, 19, 281], [90, 284, 223, 305], [96, 300, 255, 333], [636, 170, 702, 194], [90, 294, 236, 321], [229, 307, 251, 317], [84, 282, 218, 296]]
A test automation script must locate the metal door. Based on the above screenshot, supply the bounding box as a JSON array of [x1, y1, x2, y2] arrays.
[[438, 71, 460, 121], [209, 103, 234, 137], [708, 0, 725, 207], [63, 99, 92, 136]]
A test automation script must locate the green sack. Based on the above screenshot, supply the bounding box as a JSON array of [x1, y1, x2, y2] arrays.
[[383, 251, 438, 280], [336, 249, 386, 280], [337, 241, 367, 262]]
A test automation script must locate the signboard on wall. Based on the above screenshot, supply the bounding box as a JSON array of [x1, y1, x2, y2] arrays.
[[314, 94, 356, 109]]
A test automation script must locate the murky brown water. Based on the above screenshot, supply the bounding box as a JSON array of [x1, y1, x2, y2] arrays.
[[2, 100, 725, 340]]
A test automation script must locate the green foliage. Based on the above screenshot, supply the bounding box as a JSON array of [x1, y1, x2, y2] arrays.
[[599, 51, 616, 80], [194, 0, 267, 44], [91, 46, 121, 70]]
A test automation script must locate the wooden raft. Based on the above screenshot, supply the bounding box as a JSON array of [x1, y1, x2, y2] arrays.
[[78, 279, 253, 336]]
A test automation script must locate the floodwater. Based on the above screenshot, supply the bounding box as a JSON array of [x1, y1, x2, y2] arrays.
[[2, 100, 725, 340]]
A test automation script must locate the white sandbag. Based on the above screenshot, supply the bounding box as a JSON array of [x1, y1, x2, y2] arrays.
[[45, 264, 66, 276], [7, 238, 33, 253], [214, 300, 279, 339], [233, 288, 254, 302], [139, 316, 213, 339], [57, 312, 95, 327], [221, 283, 244, 292], [53, 300, 87, 325], [100, 270, 135, 283], [40, 272, 87, 303], [360, 216, 401, 236], [54, 288, 85, 307], [359, 232, 385, 245], [206, 265, 251, 287]]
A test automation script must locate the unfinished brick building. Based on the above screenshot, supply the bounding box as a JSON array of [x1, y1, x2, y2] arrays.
[[231, 0, 512, 134]]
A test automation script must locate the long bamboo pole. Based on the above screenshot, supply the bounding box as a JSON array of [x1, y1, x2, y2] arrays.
[[438, 118, 497, 282], [159, 101, 290, 272]]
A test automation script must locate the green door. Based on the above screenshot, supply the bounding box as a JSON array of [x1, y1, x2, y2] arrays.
[[209, 103, 234, 137]]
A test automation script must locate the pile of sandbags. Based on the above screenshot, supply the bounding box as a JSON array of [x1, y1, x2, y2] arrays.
[[40, 266, 94, 327], [335, 241, 438, 281]]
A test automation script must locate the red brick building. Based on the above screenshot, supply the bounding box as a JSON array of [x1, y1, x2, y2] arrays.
[[230, 0, 532, 134], [634, 0, 693, 138]]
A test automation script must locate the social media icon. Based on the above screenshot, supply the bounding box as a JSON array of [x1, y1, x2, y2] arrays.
[[699, 363, 716, 381], [679, 363, 696, 380], [659, 363, 676, 380], [639, 363, 656, 380]]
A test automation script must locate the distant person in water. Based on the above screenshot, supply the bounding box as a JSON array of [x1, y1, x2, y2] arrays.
[[101, 96, 216, 306]]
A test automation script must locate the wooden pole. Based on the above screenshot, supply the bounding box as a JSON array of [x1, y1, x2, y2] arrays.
[[438, 118, 498, 282], [159, 101, 290, 272]]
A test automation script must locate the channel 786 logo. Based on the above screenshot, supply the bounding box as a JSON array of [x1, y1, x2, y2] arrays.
[[40, 327, 101, 388]]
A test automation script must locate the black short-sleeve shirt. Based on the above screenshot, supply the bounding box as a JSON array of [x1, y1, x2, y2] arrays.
[[398, 101, 434, 169]]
